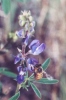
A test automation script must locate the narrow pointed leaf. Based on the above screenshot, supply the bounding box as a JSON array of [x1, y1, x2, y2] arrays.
[[24, 71, 28, 78], [0, 70, 17, 79], [30, 82, 41, 99], [29, 73, 34, 79], [42, 58, 51, 70], [34, 78, 59, 84], [0, 67, 9, 73], [28, 80, 31, 86], [9, 91, 20, 100], [25, 87, 28, 91], [17, 0, 24, 2], [29, 73, 34, 81], [17, 0, 30, 2], [2, 0, 11, 14], [0, 82, 2, 92]]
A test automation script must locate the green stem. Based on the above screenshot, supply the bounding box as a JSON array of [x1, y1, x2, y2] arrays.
[[15, 83, 20, 93]]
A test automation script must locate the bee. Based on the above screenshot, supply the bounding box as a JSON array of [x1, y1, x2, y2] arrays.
[[34, 64, 43, 80]]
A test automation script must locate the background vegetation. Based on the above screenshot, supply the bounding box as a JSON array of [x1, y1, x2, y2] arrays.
[[0, 0, 66, 100]]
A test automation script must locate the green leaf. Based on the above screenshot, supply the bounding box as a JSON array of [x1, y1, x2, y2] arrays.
[[25, 87, 28, 91], [42, 58, 51, 70], [9, 91, 20, 100], [17, 0, 28, 2], [30, 82, 41, 99], [0, 82, 2, 92], [28, 80, 31, 86], [2, 0, 11, 14], [0, 70, 17, 79], [0, 67, 9, 73], [17, 0, 24, 2], [29, 73, 34, 82], [35, 78, 59, 84], [29, 73, 34, 79], [24, 71, 28, 78]]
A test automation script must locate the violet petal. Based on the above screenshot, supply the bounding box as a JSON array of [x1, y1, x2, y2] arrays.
[[14, 54, 22, 64], [33, 43, 45, 55], [16, 29, 25, 38], [14, 56, 21, 64], [17, 66, 22, 72], [29, 39, 40, 49], [27, 64, 34, 71], [24, 36, 30, 45], [17, 75, 24, 84], [27, 58, 38, 65]]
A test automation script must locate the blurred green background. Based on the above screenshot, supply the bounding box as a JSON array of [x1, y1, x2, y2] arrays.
[[0, 0, 66, 100]]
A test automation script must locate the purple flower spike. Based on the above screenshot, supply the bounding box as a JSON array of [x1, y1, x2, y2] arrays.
[[17, 75, 24, 84], [33, 43, 45, 55]]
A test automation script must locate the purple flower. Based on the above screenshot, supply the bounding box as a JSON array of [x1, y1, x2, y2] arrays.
[[17, 66, 22, 72], [17, 70, 25, 84], [30, 26, 35, 34], [28, 39, 45, 55], [17, 64, 28, 72], [27, 64, 34, 71], [29, 40, 40, 49], [14, 53, 22, 64], [22, 67, 28, 72], [15, 29, 25, 38], [27, 58, 39, 65], [17, 75, 24, 84], [33, 43, 45, 55], [27, 58, 39, 71], [19, 70, 25, 75], [24, 36, 30, 46]]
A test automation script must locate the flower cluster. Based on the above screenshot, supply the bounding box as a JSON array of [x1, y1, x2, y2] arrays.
[[15, 10, 35, 46], [15, 11, 46, 84]]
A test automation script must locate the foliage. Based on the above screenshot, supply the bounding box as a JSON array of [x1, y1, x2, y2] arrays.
[[9, 91, 20, 100], [30, 82, 41, 99], [0, 68, 17, 79], [34, 78, 59, 84], [2, 0, 11, 14], [0, 57, 58, 99], [1, 0, 30, 14], [42, 58, 51, 70]]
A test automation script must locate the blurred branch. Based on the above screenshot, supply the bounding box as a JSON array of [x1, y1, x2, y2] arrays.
[[37, 0, 49, 27]]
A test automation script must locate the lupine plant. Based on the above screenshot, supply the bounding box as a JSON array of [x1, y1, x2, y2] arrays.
[[0, 10, 58, 100]]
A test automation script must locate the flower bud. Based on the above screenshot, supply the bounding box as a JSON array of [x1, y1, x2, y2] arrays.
[[29, 16, 33, 22], [23, 11, 28, 17], [18, 15, 26, 21], [19, 20, 26, 27], [28, 11, 31, 16]]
